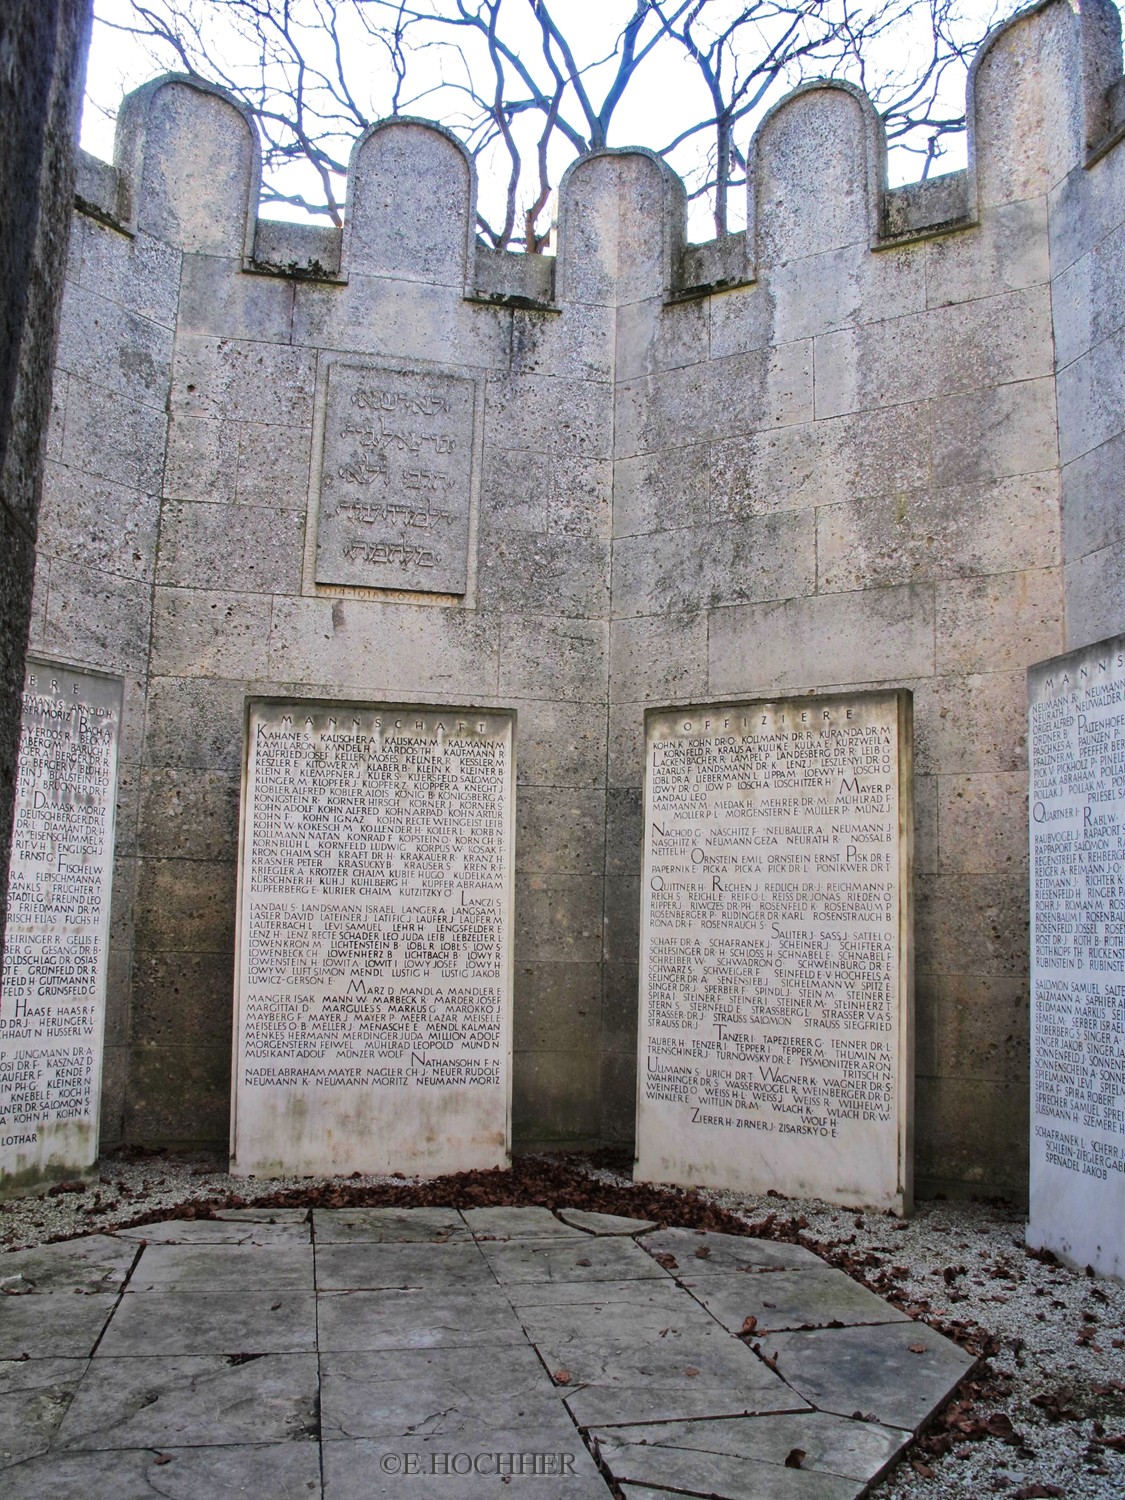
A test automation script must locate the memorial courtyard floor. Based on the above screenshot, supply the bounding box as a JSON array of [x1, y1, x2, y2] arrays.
[[2, 1159, 1124, 1498]]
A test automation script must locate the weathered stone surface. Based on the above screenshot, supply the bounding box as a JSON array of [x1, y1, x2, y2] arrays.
[[557, 1208, 657, 1235]]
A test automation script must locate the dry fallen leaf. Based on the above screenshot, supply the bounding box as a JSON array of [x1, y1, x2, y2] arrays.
[[153, 1455, 173, 1467], [654, 1253, 678, 1271], [684, 1366, 700, 1377], [784, 1448, 805, 1470], [694, 1246, 711, 1259], [740, 1315, 758, 1335], [908, 1343, 928, 1354], [553, 1369, 571, 1386], [575, 1258, 591, 1267]]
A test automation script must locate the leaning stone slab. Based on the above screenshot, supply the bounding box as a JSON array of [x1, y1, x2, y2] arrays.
[[598, 1435, 861, 1499], [0, 660, 123, 1199], [639, 1227, 825, 1275], [558, 1208, 657, 1235], [230, 701, 514, 1179], [461, 1206, 575, 1240], [94, 1290, 317, 1358], [1027, 633, 1125, 1281], [114, 1217, 309, 1245], [0, 1294, 118, 1361], [477, 1235, 669, 1286], [767, 1320, 975, 1431], [125, 1241, 313, 1294], [312, 1207, 470, 1243], [0, 1356, 89, 1468], [679, 1266, 912, 1334], [635, 693, 914, 1213], [314, 1241, 492, 1292], [316, 1288, 526, 1353], [0, 1443, 323, 1500], [0, 1234, 137, 1295]]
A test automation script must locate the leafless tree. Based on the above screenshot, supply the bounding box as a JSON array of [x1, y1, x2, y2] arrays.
[[90, 0, 1008, 248]]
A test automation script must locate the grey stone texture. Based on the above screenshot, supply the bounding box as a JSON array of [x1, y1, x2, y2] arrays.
[[19, 0, 1125, 1194]]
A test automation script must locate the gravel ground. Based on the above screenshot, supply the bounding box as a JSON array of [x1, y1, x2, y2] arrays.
[[2, 1150, 1123, 1498]]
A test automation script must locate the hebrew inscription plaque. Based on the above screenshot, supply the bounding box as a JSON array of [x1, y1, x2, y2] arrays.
[[231, 700, 514, 1177], [0, 658, 122, 1197], [636, 693, 913, 1213], [315, 363, 475, 594], [1028, 636, 1125, 1279]]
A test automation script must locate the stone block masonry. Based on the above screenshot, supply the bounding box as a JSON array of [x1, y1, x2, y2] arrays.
[[16, 0, 1125, 1196]]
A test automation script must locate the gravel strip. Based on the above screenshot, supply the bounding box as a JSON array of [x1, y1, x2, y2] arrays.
[[2, 1152, 1122, 1498]]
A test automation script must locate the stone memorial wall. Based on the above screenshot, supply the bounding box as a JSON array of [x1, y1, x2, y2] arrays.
[[1028, 637, 1125, 1278], [636, 694, 913, 1212], [0, 658, 122, 1196], [231, 700, 514, 1177]]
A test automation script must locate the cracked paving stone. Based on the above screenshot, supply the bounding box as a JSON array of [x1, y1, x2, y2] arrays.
[[115, 1218, 310, 1245], [0, 1441, 323, 1498], [0, 1294, 118, 1360], [0, 1357, 88, 1468], [680, 1265, 912, 1334], [461, 1207, 579, 1240], [126, 1242, 313, 1294], [52, 1353, 320, 1449], [0, 1235, 138, 1295], [321, 1429, 608, 1498], [640, 1228, 824, 1275], [315, 1241, 493, 1292], [317, 1288, 526, 1352], [479, 1235, 671, 1286], [312, 1208, 471, 1244], [556, 1209, 657, 1236], [95, 1290, 317, 1357]]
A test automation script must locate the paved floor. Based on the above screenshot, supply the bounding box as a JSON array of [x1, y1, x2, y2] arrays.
[[0, 1205, 975, 1497]]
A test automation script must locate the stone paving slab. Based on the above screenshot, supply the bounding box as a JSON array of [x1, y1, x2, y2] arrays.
[[115, 1218, 310, 1245], [479, 1235, 670, 1285], [0, 1442, 323, 1498], [315, 1240, 493, 1291], [94, 1290, 317, 1358], [0, 1234, 137, 1294], [0, 1357, 88, 1467], [313, 1207, 470, 1243], [0, 1293, 118, 1360], [680, 1265, 913, 1334], [557, 1209, 657, 1236], [125, 1241, 314, 1293], [318, 1288, 526, 1352], [767, 1320, 976, 1430], [217, 1208, 311, 1223], [320, 1343, 563, 1440], [53, 1353, 320, 1449], [0, 1207, 976, 1496]]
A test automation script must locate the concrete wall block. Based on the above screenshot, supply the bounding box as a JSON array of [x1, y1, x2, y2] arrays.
[[913, 671, 1029, 775], [814, 285, 1054, 418], [914, 1076, 1028, 1195], [178, 252, 295, 342], [556, 154, 620, 308], [137, 766, 241, 863], [925, 198, 1050, 308], [1064, 542, 1125, 648], [936, 567, 1064, 675], [133, 855, 237, 953], [615, 295, 709, 384], [603, 875, 640, 967], [345, 120, 473, 286], [514, 873, 604, 963], [150, 587, 272, 680], [126, 1042, 231, 1145], [132, 951, 234, 1047], [99, 1046, 129, 1150], [602, 961, 640, 1057], [516, 786, 606, 875], [817, 471, 1061, 592], [614, 151, 686, 307], [54, 280, 173, 410], [476, 528, 610, 619], [512, 1051, 601, 1145], [613, 510, 816, 619], [614, 364, 709, 460], [753, 84, 877, 264], [1055, 321, 1125, 464], [78, 220, 181, 328], [605, 786, 642, 880], [915, 973, 1030, 1083], [60, 378, 168, 494], [293, 274, 512, 372], [171, 336, 315, 427], [766, 240, 925, 345], [45, 372, 67, 463], [708, 281, 774, 362], [498, 615, 606, 702], [929, 377, 1059, 489], [156, 500, 305, 594], [511, 698, 607, 790], [513, 962, 601, 1053], [269, 597, 501, 700], [914, 772, 938, 875], [600, 1051, 638, 1143], [38, 462, 160, 582], [236, 422, 314, 513], [937, 769, 1029, 875], [163, 416, 238, 505], [710, 342, 814, 440], [609, 612, 708, 705], [117, 77, 258, 256], [915, 871, 1028, 977], [608, 702, 645, 789], [614, 445, 710, 539], [511, 305, 615, 383], [143, 674, 282, 772], [1047, 134, 1125, 276], [41, 561, 152, 677], [708, 584, 935, 695], [485, 374, 612, 460]]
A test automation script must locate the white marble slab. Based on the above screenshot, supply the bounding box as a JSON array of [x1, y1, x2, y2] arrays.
[[635, 694, 913, 1213], [231, 700, 514, 1176], [0, 658, 122, 1197], [1028, 635, 1125, 1280]]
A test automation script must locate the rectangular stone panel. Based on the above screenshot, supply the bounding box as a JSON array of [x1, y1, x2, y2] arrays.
[[315, 362, 476, 593], [1027, 634, 1125, 1279], [231, 700, 514, 1176], [635, 693, 913, 1213], [1, 657, 123, 1196]]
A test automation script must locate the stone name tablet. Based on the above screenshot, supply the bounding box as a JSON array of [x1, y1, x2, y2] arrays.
[[636, 693, 913, 1213], [0, 658, 122, 1197], [231, 701, 514, 1177], [1028, 636, 1125, 1279], [315, 362, 476, 594]]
